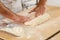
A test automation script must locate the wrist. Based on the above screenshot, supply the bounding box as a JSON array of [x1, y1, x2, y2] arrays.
[[11, 15, 22, 21], [36, 3, 45, 7], [10, 15, 18, 20]]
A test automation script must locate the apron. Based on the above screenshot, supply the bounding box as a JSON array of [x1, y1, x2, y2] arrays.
[[0, 0, 36, 13]]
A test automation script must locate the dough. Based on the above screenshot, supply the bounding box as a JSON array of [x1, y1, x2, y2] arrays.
[[24, 13, 50, 26]]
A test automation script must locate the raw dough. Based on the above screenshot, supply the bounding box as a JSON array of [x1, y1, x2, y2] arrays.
[[24, 13, 50, 26]]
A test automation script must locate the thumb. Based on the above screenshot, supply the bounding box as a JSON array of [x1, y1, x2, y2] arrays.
[[29, 7, 37, 13], [29, 9, 35, 13]]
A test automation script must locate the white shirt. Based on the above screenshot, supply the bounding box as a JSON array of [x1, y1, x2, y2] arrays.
[[0, 0, 36, 13], [0, 0, 60, 13]]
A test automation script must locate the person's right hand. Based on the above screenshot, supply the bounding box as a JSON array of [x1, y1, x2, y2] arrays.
[[0, 1, 31, 23], [12, 15, 31, 23]]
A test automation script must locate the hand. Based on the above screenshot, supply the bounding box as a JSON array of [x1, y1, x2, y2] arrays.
[[0, 2, 31, 23], [29, 5, 45, 17], [12, 15, 31, 23]]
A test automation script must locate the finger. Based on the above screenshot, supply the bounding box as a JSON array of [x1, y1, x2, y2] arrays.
[[29, 10, 34, 13], [25, 18, 31, 22], [29, 8, 36, 13], [41, 7, 45, 15], [35, 10, 44, 17], [29, 7, 38, 13], [22, 18, 31, 24], [35, 13, 39, 17]]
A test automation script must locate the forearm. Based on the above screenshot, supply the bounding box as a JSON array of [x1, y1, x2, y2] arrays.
[[0, 2, 17, 20], [38, 0, 47, 6]]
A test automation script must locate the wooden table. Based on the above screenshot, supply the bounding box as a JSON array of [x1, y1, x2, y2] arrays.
[[0, 6, 60, 40]]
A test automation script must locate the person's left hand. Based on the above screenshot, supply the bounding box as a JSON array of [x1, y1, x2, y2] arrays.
[[29, 5, 45, 17]]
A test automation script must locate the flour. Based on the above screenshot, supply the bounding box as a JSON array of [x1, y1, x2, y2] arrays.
[[0, 19, 44, 40]]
